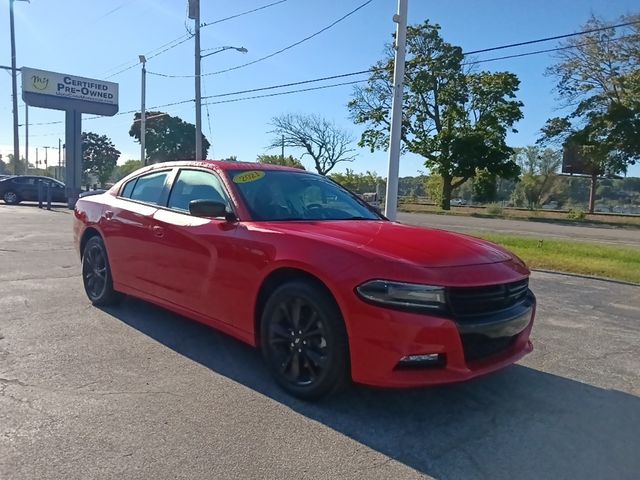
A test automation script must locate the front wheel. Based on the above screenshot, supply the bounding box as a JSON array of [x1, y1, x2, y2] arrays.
[[261, 280, 350, 400], [82, 236, 122, 306], [3, 191, 20, 205]]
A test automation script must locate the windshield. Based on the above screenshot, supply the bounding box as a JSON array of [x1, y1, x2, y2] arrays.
[[229, 169, 383, 221]]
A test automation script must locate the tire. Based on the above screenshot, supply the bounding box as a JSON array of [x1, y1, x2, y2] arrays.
[[82, 235, 122, 306], [3, 190, 20, 205], [261, 280, 350, 400]]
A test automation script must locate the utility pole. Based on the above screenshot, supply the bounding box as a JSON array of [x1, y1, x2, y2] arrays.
[[190, 0, 203, 161], [9, 0, 20, 174], [35, 147, 38, 172], [281, 134, 285, 160], [384, 0, 408, 221], [43, 146, 49, 173], [25, 104, 29, 173], [58, 138, 61, 180], [139, 55, 147, 165]]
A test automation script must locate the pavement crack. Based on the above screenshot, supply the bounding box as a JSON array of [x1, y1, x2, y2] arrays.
[[0, 377, 28, 387], [88, 390, 184, 398]]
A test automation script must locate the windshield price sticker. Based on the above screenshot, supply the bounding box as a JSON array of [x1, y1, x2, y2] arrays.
[[233, 171, 265, 183]]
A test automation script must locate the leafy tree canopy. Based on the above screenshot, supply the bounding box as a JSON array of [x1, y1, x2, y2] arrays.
[[129, 111, 210, 163], [82, 132, 120, 187], [257, 154, 305, 170], [539, 15, 640, 212], [348, 20, 524, 209], [111, 159, 143, 183]]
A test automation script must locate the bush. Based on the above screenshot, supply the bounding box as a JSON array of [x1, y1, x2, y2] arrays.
[[486, 203, 504, 215], [567, 209, 586, 220]]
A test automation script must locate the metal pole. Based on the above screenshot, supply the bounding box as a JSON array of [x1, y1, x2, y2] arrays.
[[281, 134, 285, 160], [9, 0, 20, 174], [35, 147, 38, 173], [25, 104, 29, 173], [384, 0, 408, 221], [58, 138, 61, 180], [44, 146, 49, 174], [140, 59, 147, 165], [194, 0, 202, 161]]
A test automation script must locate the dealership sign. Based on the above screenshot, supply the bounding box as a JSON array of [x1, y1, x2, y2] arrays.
[[21, 67, 119, 116]]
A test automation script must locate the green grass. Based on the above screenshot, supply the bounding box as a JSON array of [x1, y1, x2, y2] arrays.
[[471, 233, 640, 284]]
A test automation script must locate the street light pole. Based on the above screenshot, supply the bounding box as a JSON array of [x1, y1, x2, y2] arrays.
[[193, 0, 203, 161], [25, 103, 29, 172], [139, 55, 147, 165], [9, 0, 20, 173], [384, 0, 408, 221]]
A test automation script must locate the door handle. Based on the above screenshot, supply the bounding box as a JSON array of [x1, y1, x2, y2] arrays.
[[104, 210, 114, 220], [152, 225, 165, 238]]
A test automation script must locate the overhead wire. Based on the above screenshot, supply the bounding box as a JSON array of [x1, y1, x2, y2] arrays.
[[23, 22, 638, 127], [148, 0, 377, 78], [101, 0, 290, 79], [200, 0, 289, 28]]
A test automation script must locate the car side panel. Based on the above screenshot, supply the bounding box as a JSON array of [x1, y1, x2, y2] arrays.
[[100, 196, 160, 293], [147, 209, 240, 323]]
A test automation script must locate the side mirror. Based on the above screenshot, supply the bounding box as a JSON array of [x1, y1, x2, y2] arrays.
[[189, 199, 236, 222]]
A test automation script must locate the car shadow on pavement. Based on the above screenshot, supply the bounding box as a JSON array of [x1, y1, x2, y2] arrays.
[[102, 297, 640, 480]]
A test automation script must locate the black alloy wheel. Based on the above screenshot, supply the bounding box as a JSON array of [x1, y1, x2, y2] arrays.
[[82, 236, 121, 306], [261, 280, 349, 400], [3, 191, 20, 205]]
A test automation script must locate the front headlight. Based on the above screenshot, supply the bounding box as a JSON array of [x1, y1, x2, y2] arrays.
[[356, 280, 446, 312]]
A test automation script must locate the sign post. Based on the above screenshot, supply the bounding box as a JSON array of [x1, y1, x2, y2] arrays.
[[21, 67, 119, 209]]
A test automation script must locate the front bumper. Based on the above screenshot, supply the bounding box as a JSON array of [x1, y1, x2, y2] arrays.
[[347, 292, 535, 388]]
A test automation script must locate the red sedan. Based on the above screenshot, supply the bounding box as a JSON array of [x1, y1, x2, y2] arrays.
[[74, 161, 535, 399]]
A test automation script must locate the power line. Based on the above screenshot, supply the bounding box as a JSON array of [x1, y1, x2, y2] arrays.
[[463, 19, 640, 56], [101, 0, 289, 79], [466, 33, 634, 65], [149, 0, 377, 79], [200, 0, 289, 28], [24, 23, 637, 126], [203, 80, 365, 106], [104, 35, 193, 79]]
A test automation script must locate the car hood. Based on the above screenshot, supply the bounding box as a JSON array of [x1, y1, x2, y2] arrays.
[[262, 220, 514, 268]]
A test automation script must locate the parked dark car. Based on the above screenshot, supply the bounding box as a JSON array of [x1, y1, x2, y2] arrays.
[[0, 175, 66, 204]]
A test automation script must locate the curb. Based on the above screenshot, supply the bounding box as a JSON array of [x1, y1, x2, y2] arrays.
[[531, 268, 640, 287]]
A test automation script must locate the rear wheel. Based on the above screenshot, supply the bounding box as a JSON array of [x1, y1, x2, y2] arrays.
[[3, 191, 20, 205], [82, 236, 121, 306], [261, 280, 350, 400]]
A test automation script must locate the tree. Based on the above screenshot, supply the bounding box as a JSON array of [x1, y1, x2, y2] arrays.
[[82, 132, 120, 188], [349, 21, 523, 209], [111, 159, 143, 183], [268, 113, 356, 175], [257, 154, 305, 169], [129, 111, 210, 163], [221, 155, 238, 162], [540, 15, 640, 213], [4, 154, 27, 175], [329, 169, 382, 193], [472, 169, 497, 203], [511, 146, 562, 208]]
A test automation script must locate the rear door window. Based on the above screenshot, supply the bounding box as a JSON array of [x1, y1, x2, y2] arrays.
[[129, 171, 169, 205]]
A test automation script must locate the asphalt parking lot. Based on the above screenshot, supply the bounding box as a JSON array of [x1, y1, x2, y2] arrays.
[[1, 205, 639, 480]]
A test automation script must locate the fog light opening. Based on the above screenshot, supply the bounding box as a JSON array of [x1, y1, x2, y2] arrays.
[[398, 353, 446, 369]]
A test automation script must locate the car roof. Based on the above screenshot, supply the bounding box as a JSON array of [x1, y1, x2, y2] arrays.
[[143, 160, 306, 174]]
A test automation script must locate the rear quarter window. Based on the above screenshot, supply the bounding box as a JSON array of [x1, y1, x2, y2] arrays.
[[128, 171, 170, 205], [120, 178, 137, 198]]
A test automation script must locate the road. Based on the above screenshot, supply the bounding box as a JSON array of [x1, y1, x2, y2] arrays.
[[1, 205, 639, 480], [399, 212, 640, 247]]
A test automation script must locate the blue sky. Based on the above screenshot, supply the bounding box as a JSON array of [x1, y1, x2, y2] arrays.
[[1, 0, 639, 177]]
